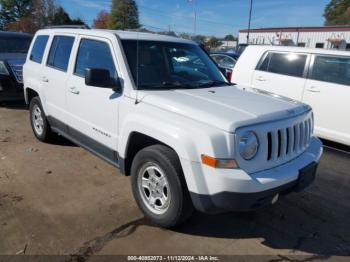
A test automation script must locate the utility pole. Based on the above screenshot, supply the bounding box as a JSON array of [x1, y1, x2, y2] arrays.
[[247, 0, 253, 44], [188, 0, 197, 36]]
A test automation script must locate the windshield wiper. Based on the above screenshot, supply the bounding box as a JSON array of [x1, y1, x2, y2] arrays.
[[197, 80, 235, 88], [138, 81, 183, 90], [137, 80, 234, 90]]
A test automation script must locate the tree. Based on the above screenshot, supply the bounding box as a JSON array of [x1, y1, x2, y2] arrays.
[[224, 34, 237, 41], [108, 0, 140, 30], [51, 6, 86, 26], [0, 0, 32, 30], [324, 0, 350, 25], [52, 6, 71, 25], [178, 32, 191, 39], [93, 10, 109, 29], [207, 36, 222, 49], [191, 34, 207, 44], [159, 31, 177, 37], [0, 0, 86, 33]]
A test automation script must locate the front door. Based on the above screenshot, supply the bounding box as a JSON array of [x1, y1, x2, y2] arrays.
[[252, 51, 308, 101], [66, 37, 121, 164], [303, 54, 350, 145]]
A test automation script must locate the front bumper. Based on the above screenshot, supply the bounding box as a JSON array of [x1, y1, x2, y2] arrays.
[[0, 75, 24, 102], [182, 137, 323, 213]]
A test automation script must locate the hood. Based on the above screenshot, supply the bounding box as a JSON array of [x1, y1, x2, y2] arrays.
[[139, 86, 310, 132], [0, 53, 27, 62]]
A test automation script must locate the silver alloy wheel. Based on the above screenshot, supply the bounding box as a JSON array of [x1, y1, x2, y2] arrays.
[[32, 104, 44, 136], [137, 162, 171, 215]]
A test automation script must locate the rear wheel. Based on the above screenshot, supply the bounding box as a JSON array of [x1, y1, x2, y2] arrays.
[[29, 97, 54, 142], [131, 145, 193, 228]]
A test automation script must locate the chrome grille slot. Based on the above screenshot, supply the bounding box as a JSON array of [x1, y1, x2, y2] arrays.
[[277, 130, 282, 158], [299, 122, 304, 150], [294, 124, 299, 152], [267, 132, 272, 160]]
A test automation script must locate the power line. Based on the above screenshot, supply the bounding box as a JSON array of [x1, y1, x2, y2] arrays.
[[138, 4, 245, 28]]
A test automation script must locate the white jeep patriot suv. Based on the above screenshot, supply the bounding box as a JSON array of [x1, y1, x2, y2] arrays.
[[23, 29, 323, 227]]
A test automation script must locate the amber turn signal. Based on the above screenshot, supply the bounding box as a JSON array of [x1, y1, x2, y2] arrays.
[[201, 155, 238, 169]]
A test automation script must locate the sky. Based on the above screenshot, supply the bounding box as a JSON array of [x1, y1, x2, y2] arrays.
[[59, 0, 330, 37]]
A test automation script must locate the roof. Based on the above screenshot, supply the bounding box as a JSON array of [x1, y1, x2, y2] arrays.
[[245, 45, 350, 56], [0, 31, 32, 38], [239, 26, 350, 33], [35, 28, 195, 44]]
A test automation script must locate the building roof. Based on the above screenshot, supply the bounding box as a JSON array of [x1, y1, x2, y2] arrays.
[[239, 26, 350, 33]]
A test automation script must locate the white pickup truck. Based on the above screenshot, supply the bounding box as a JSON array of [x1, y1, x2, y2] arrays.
[[23, 29, 322, 227]]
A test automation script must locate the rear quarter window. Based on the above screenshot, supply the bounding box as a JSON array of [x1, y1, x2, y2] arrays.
[[30, 35, 49, 63], [311, 55, 350, 85]]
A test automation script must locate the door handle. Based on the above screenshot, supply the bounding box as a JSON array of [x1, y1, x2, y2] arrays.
[[256, 76, 266, 82], [69, 87, 80, 95], [42, 76, 49, 83], [306, 86, 320, 93]]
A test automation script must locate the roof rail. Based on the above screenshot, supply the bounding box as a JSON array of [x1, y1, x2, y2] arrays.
[[44, 25, 89, 29]]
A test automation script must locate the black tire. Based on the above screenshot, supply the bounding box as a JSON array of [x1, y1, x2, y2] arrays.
[[29, 96, 54, 142], [131, 145, 193, 228]]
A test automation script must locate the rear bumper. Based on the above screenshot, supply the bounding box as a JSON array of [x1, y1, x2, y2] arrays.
[[183, 137, 322, 213]]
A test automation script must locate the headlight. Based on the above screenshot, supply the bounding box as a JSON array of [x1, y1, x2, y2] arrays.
[[239, 131, 259, 160], [0, 61, 9, 75]]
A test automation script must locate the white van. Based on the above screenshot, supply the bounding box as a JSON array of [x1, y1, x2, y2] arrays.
[[233, 46, 350, 146]]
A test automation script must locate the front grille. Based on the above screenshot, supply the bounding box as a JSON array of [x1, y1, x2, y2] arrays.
[[9, 64, 23, 83], [266, 117, 313, 161], [235, 110, 314, 174], [7, 58, 25, 83]]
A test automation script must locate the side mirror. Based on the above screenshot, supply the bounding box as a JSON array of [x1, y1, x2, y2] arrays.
[[85, 68, 121, 91]]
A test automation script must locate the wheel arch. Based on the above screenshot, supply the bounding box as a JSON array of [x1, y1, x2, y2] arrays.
[[25, 88, 39, 105], [121, 131, 187, 177]]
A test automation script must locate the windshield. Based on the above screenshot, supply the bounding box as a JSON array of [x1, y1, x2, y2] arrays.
[[0, 37, 32, 53], [121, 39, 228, 90]]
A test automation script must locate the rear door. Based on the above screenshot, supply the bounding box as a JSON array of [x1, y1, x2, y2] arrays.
[[252, 51, 309, 101], [303, 54, 350, 145], [42, 34, 76, 121]]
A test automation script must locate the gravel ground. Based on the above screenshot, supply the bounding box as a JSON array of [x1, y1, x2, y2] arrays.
[[0, 102, 349, 259]]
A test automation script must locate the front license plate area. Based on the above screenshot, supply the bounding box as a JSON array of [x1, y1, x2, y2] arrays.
[[296, 162, 318, 192]]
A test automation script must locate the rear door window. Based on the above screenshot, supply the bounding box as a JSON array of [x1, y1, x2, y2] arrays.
[[30, 35, 49, 63], [311, 55, 350, 85], [257, 52, 307, 78], [74, 39, 116, 78], [47, 36, 75, 71]]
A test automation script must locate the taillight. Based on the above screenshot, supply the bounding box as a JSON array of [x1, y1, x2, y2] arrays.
[[225, 69, 232, 82]]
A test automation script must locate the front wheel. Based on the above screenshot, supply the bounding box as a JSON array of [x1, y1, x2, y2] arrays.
[[131, 145, 193, 228]]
